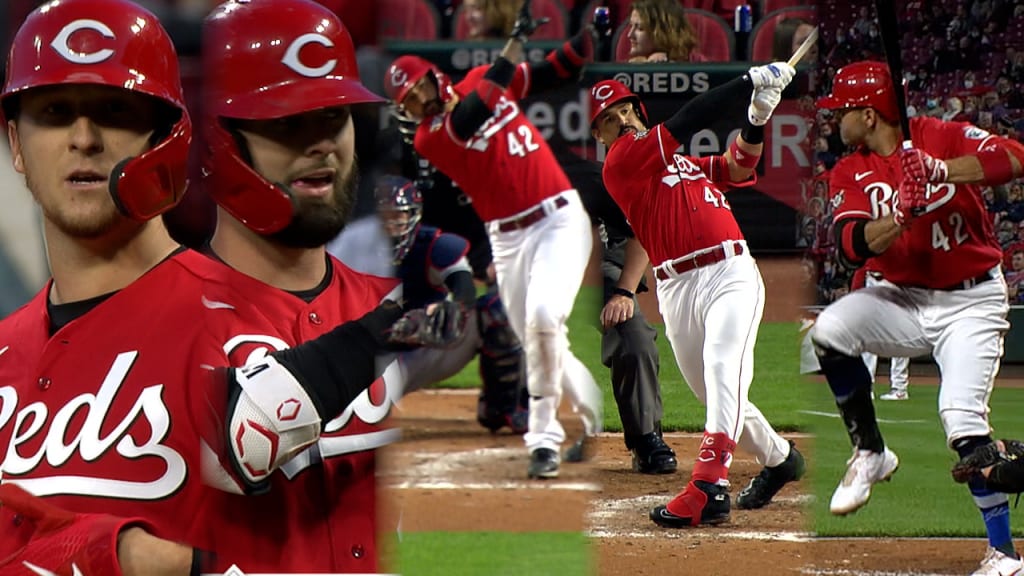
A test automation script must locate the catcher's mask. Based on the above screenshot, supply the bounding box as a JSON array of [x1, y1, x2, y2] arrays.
[[375, 174, 423, 265]]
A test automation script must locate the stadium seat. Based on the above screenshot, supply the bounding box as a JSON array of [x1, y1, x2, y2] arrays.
[[454, 0, 568, 40], [759, 0, 805, 14], [378, 0, 441, 40], [748, 6, 815, 62], [613, 8, 734, 62]]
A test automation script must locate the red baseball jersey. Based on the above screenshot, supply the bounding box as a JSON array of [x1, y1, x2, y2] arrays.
[[602, 124, 754, 266], [0, 250, 225, 552], [197, 256, 401, 573], [829, 116, 1004, 288], [413, 63, 572, 222]]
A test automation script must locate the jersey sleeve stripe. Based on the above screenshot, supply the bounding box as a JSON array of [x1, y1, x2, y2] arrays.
[[834, 209, 873, 220], [518, 62, 531, 99], [658, 126, 670, 169]]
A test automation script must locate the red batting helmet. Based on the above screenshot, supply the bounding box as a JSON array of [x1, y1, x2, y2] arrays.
[[201, 0, 384, 235], [816, 61, 900, 123], [588, 80, 648, 128], [385, 55, 454, 119], [1, 0, 191, 221]]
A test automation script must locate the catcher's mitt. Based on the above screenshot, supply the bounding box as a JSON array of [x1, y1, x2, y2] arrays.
[[388, 300, 468, 348], [952, 439, 1024, 494]]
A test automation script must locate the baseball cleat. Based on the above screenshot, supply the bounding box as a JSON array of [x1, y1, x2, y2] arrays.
[[631, 432, 678, 475], [563, 435, 595, 463], [736, 441, 806, 510], [879, 389, 909, 401], [829, 447, 899, 515], [650, 480, 730, 528], [527, 448, 560, 479], [971, 547, 1024, 576]]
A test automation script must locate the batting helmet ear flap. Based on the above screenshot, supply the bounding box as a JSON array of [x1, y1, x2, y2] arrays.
[[108, 109, 192, 221], [201, 119, 296, 234]]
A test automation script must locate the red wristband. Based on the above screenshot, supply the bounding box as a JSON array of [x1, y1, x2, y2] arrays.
[[976, 145, 1016, 185], [729, 139, 760, 170]]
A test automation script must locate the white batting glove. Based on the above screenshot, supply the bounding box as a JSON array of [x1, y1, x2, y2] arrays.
[[747, 62, 796, 89], [749, 85, 782, 126]]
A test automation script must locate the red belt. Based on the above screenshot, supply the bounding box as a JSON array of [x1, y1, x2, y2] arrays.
[[497, 196, 569, 233], [654, 243, 745, 281]]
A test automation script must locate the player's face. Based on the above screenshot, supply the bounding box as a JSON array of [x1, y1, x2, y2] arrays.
[[592, 101, 646, 147], [627, 11, 654, 59], [401, 76, 443, 122], [233, 106, 357, 248], [7, 84, 161, 238], [835, 107, 869, 146], [380, 208, 411, 238]]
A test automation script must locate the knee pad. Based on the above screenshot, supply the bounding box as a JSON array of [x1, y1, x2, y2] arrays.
[[814, 344, 872, 401]]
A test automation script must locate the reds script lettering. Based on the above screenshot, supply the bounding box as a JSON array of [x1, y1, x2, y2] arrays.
[[466, 96, 519, 152], [866, 180, 956, 219], [0, 351, 186, 499], [662, 154, 706, 187]]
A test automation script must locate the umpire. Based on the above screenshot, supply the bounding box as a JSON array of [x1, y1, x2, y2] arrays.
[[555, 146, 677, 474]]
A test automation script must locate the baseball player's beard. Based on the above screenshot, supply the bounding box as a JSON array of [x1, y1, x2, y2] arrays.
[[28, 172, 127, 239], [424, 98, 443, 117], [267, 157, 358, 249]]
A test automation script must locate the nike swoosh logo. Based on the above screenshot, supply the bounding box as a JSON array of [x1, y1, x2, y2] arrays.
[[202, 295, 235, 310], [854, 171, 874, 181], [24, 561, 83, 576], [0, 346, 8, 357]]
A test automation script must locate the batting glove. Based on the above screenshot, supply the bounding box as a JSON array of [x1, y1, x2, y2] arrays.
[[746, 62, 796, 90], [749, 85, 782, 127], [0, 483, 151, 576], [893, 178, 927, 226], [900, 146, 948, 183], [510, 0, 550, 43], [388, 300, 469, 348]]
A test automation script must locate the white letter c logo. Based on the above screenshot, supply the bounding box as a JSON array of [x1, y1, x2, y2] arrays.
[[50, 19, 115, 64], [282, 33, 336, 78], [593, 84, 614, 101]]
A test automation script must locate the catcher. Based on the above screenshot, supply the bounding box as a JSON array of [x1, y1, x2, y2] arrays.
[[954, 439, 1024, 494]]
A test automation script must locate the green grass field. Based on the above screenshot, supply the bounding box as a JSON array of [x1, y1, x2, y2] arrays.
[[391, 532, 593, 576], [803, 378, 1024, 537]]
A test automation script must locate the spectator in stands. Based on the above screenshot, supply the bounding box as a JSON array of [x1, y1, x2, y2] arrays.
[[623, 0, 702, 63], [462, 0, 518, 40], [773, 17, 817, 64], [1004, 182, 1024, 223], [998, 219, 1020, 250], [1006, 249, 1024, 305], [941, 96, 964, 121]]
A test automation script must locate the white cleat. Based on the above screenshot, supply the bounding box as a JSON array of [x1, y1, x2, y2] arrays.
[[879, 390, 909, 401], [829, 447, 900, 515], [972, 547, 1024, 576]]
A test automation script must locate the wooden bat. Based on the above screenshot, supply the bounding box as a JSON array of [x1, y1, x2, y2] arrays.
[[874, 0, 911, 145], [788, 26, 818, 67]]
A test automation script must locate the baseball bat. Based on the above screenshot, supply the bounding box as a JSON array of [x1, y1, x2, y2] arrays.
[[874, 0, 911, 145], [787, 26, 818, 67]]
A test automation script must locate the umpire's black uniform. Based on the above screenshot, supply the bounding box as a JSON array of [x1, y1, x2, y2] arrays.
[[555, 147, 677, 474]]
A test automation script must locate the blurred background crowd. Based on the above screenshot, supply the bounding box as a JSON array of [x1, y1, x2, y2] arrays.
[[804, 0, 1024, 307]]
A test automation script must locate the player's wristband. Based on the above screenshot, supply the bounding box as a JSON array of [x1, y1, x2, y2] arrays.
[[611, 287, 634, 299], [976, 146, 1016, 185], [740, 121, 765, 145], [729, 138, 761, 170]]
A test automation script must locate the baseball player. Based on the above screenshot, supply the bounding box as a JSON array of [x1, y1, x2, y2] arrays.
[[589, 64, 806, 528], [193, 0, 457, 571], [385, 1, 603, 479], [813, 60, 1024, 574], [557, 147, 677, 474], [374, 174, 528, 432]]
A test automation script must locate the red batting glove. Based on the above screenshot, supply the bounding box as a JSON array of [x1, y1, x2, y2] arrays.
[[893, 178, 927, 226], [0, 484, 151, 576], [900, 146, 949, 183]]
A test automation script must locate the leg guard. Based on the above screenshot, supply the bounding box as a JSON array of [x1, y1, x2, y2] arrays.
[[475, 291, 528, 433], [816, 344, 885, 453]]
